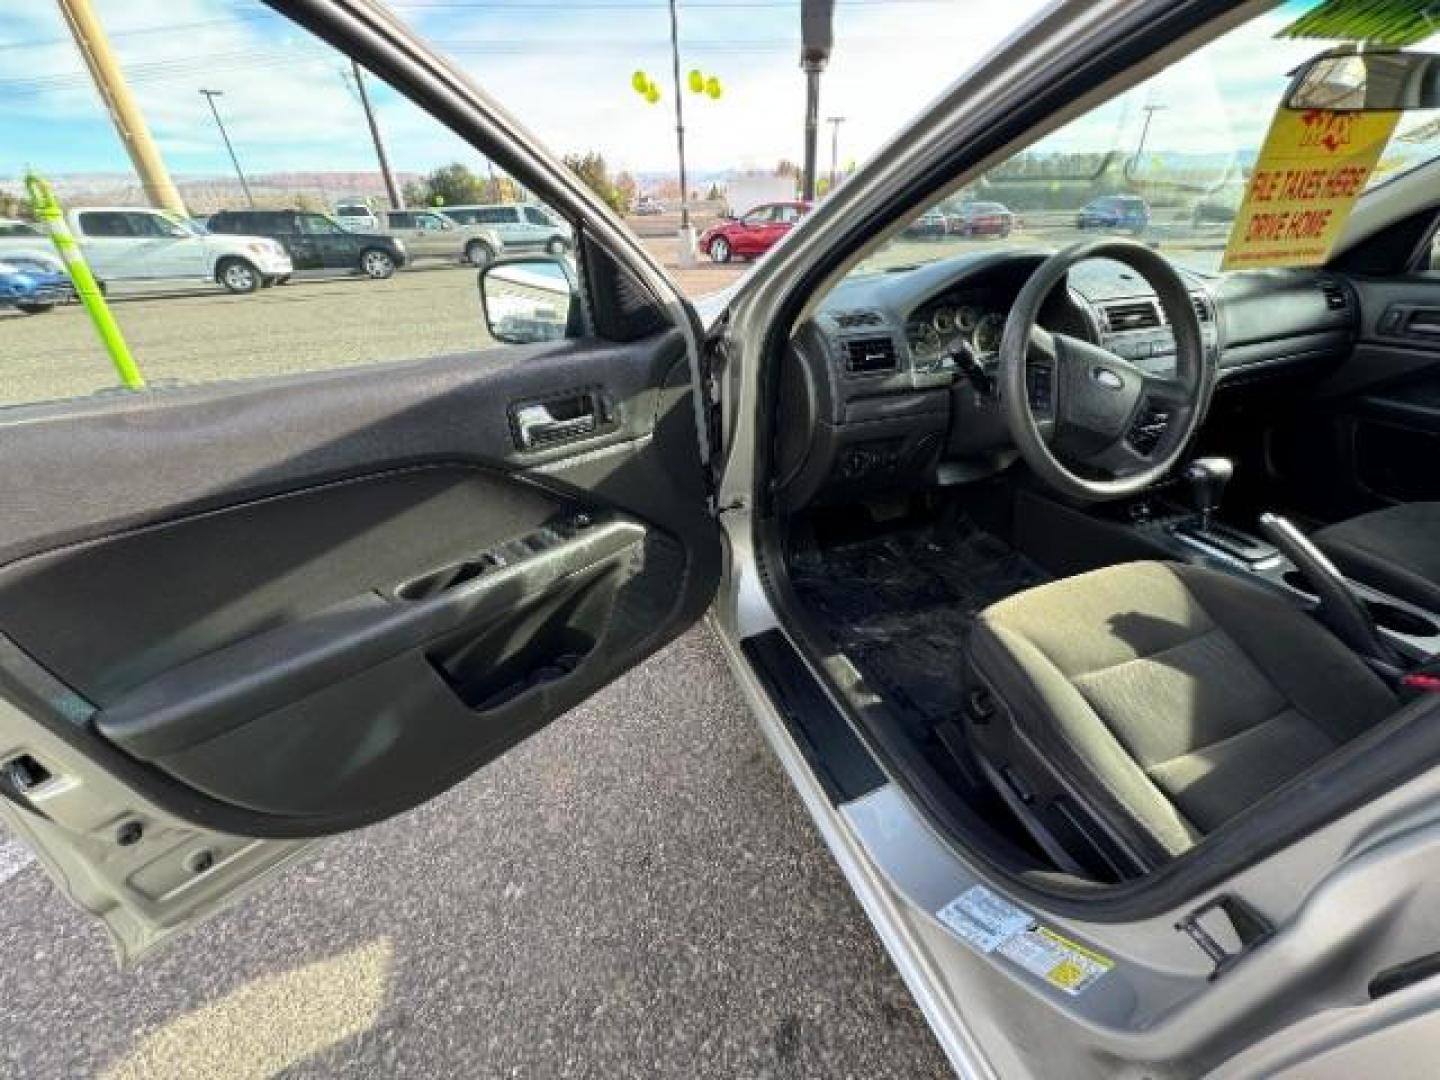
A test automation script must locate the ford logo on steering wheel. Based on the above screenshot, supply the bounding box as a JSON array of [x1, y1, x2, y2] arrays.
[[1091, 367, 1124, 390]]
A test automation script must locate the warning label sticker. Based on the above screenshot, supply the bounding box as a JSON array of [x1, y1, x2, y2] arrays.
[[998, 926, 1113, 996], [936, 885, 1113, 997], [1221, 107, 1399, 271]]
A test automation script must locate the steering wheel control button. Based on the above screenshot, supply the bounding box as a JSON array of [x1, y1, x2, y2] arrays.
[[1026, 367, 1053, 412], [1127, 406, 1171, 455]]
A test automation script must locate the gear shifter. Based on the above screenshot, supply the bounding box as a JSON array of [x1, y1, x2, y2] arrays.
[[1182, 457, 1233, 531], [1172, 457, 1278, 563], [1258, 513, 1399, 668]]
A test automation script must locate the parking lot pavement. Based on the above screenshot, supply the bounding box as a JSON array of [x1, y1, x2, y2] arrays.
[[0, 624, 953, 1079], [0, 265, 498, 406]]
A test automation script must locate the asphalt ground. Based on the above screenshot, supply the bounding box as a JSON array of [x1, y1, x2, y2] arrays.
[[0, 625, 953, 1079]]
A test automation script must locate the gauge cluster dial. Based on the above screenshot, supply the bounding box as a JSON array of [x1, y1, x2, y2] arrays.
[[906, 291, 1006, 375]]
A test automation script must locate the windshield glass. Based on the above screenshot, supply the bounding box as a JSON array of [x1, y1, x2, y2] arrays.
[[856, 4, 1440, 278]]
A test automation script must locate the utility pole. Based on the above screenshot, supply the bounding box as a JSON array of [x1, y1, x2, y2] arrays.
[[800, 0, 834, 202], [199, 89, 254, 207], [666, 0, 695, 263], [351, 60, 403, 210], [56, 0, 186, 216], [1135, 103, 1168, 163], [826, 116, 845, 191]]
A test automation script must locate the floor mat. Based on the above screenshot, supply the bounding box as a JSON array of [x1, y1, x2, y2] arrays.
[[790, 511, 1049, 737]]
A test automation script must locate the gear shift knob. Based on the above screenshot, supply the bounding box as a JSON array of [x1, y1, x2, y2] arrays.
[[1182, 457, 1234, 530]]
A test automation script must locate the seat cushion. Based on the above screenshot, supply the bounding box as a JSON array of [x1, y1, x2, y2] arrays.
[[970, 561, 1395, 866], [1312, 502, 1440, 614]]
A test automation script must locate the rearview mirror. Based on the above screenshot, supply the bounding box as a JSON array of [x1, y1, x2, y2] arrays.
[[1286, 49, 1440, 111], [478, 257, 578, 345]]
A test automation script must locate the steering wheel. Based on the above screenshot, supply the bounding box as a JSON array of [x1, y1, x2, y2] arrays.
[[997, 239, 1211, 501]]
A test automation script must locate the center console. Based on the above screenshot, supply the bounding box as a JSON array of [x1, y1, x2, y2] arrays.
[[1137, 458, 1440, 666]]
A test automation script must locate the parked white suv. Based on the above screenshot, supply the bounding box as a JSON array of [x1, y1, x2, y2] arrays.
[[441, 203, 571, 255], [68, 207, 293, 294], [333, 202, 380, 231], [379, 208, 504, 267]]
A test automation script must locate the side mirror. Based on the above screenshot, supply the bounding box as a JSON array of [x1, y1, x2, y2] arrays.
[[478, 257, 579, 345]]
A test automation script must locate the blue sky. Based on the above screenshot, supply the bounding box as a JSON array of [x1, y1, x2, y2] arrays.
[[0, 0, 1434, 189], [0, 0, 1054, 183]]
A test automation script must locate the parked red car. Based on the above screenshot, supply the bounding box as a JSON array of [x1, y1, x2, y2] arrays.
[[949, 201, 1016, 237], [700, 201, 808, 263]]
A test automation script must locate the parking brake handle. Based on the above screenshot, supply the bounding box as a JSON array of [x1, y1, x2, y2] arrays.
[[1258, 512, 1398, 668]]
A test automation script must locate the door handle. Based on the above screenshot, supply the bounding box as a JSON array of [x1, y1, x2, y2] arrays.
[[513, 396, 599, 448]]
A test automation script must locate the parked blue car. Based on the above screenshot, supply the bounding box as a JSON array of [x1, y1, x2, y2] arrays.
[[1075, 194, 1150, 234], [0, 252, 73, 314]]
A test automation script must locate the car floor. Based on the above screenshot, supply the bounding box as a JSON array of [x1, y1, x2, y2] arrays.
[[787, 501, 1049, 826]]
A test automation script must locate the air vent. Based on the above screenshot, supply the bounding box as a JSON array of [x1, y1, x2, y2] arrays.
[[1191, 294, 1212, 323], [832, 309, 884, 329], [843, 336, 898, 374], [1319, 278, 1348, 311], [1103, 300, 1161, 332]]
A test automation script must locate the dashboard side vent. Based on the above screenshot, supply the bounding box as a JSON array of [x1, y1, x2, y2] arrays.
[[1319, 278, 1348, 311], [842, 336, 898, 374], [1103, 300, 1161, 332], [832, 309, 884, 329], [1191, 294, 1213, 323]]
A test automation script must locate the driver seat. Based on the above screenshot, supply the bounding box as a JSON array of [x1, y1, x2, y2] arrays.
[[968, 561, 1397, 875]]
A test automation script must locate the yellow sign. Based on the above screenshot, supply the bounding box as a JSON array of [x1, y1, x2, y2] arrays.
[[1221, 107, 1399, 271]]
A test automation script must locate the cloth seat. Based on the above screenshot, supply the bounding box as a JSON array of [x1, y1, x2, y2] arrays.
[[968, 561, 1396, 869], [1312, 502, 1440, 614]]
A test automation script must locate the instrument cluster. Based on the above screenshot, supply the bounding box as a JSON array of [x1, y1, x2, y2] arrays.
[[904, 291, 1007, 373]]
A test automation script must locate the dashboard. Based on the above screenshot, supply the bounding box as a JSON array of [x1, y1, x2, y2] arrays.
[[772, 249, 1358, 511]]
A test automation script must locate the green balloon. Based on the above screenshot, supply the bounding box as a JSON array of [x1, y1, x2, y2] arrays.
[[705, 76, 721, 100], [645, 86, 660, 104], [631, 70, 648, 94], [688, 69, 704, 94]]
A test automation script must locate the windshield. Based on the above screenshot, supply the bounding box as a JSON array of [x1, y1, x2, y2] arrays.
[[858, 4, 1440, 278]]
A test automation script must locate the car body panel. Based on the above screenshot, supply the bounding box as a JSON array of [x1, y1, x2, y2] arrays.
[[951, 202, 1015, 236], [699, 201, 808, 260], [333, 203, 380, 231], [67, 207, 292, 284], [0, 250, 73, 311], [442, 203, 570, 252], [382, 209, 503, 262], [208, 209, 406, 272], [1075, 195, 1151, 233]]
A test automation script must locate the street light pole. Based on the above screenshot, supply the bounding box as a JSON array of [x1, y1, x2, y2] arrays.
[[199, 89, 254, 208], [826, 115, 845, 191], [666, 0, 695, 261], [799, 0, 834, 202]]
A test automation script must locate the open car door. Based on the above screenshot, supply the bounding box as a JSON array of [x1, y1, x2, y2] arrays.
[[0, 0, 720, 963]]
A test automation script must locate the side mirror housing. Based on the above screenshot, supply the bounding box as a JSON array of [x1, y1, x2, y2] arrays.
[[478, 256, 580, 345]]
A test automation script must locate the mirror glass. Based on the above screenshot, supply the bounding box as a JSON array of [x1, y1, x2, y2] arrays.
[[480, 258, 575, 344], [1288, 50, 1440, 111]]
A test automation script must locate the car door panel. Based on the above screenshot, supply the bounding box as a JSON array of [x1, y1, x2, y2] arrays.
[[1264, 276, 1440, 516], [0, 329, 718, 840]]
